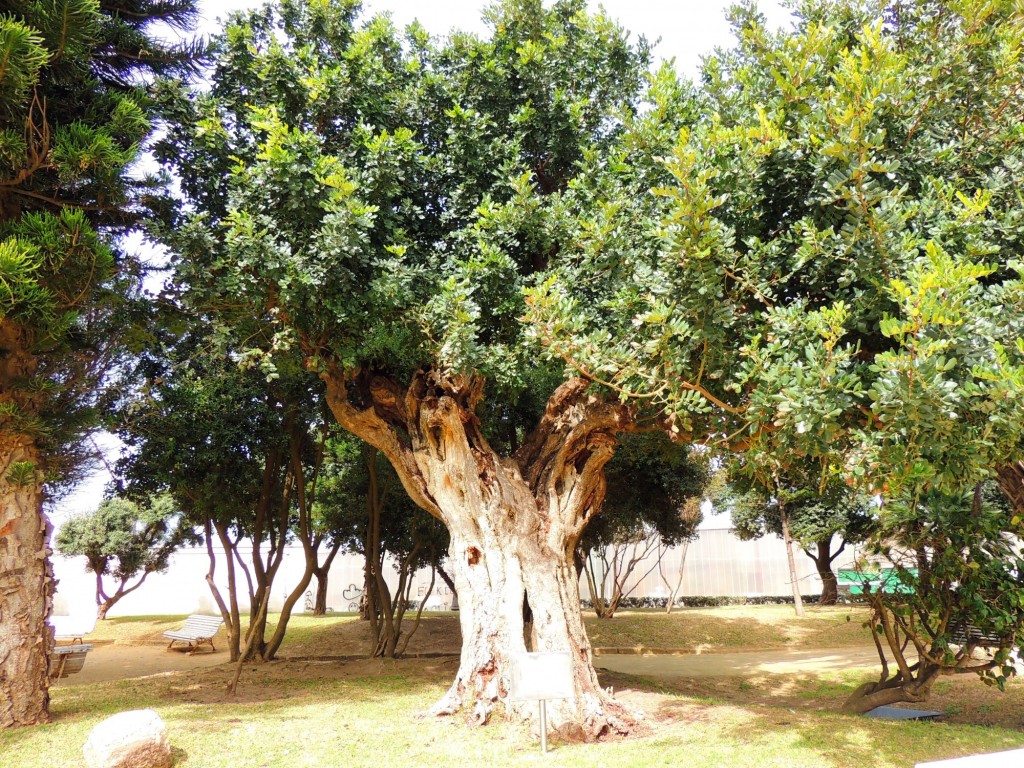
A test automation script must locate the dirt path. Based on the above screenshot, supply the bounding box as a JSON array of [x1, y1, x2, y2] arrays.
[[58, 641, 889, 688], [55, 643, 227, 687], [594, 646, 889, 678]]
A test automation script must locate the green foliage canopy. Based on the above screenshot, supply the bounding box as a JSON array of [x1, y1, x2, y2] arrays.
[[580, 432, 708, 552], [155, 0, 652, 408], [55, 494, 192, 584], [528, 0, 1024, 497]]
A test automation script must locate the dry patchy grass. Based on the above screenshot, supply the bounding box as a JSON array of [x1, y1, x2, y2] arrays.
[[15, 606, 1017, 768], [5, 655, 1024, 768], [584, 605, 873, 652]]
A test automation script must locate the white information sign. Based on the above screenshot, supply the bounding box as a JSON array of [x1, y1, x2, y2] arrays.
[[509, 651, 575, 702]]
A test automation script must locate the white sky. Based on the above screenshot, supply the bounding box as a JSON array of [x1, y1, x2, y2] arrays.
[[53, 0, 790, 523], [199, 0, 793, 77]]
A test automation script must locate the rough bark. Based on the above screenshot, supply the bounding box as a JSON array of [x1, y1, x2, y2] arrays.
[[997, 461, 1024, 514], [0, 437, 53, 728], [324, 368, 642, 738]]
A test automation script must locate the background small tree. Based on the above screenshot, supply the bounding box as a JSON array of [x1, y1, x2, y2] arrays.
[[724, 470, 875, 605], [56, 495, 195, 619], [576, 433, 707, 618], [842, 482, 1024, 713]]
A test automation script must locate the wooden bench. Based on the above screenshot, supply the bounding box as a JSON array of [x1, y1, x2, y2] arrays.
[[949, 623, 1010, 648], [163, 614, 224, 654], [49, 644, 93, 679]]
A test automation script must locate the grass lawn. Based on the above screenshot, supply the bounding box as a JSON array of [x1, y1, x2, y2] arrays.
[[6, 607, 1022, 767]]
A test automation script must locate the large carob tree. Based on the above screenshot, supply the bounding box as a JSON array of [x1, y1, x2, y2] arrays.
[[157, 0, 660, 736]]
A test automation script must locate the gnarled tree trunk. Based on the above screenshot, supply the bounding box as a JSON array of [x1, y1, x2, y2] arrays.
[[0, 437, 53, 728], [841, 665, 942, 714], [324, 369, 642, 738], [997, 461, 1024, 513]]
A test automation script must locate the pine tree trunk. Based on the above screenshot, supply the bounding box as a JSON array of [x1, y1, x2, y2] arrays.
[[0, 437, 53, 728], [325, 371, 641, 738]]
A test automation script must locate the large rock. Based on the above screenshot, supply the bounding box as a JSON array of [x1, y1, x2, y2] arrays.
[[83, 709, 173, 768]]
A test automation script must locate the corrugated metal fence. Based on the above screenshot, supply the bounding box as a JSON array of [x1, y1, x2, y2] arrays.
[[52, 527, 859, 617]]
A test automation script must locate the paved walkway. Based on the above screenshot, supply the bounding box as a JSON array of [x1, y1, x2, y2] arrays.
[[594, 646, 888, 678]]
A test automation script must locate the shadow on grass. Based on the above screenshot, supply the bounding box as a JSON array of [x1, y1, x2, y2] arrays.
[[596, 666, 1024, 767], [50, 656, 457, 721]]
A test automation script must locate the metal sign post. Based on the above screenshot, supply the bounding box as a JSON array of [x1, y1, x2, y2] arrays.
[[509, 651, 575, 754]]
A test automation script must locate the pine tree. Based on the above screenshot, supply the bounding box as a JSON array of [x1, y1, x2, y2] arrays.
[[0, 0, 199, 727]]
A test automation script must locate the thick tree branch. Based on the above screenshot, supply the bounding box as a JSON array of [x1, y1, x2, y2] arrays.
[[322, 366, 444, 520]]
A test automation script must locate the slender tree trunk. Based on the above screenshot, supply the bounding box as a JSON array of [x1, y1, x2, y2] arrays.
[[809, 540, 838, 606], [325, 371, 641, 738], [436, 562, 457, 601], [0, 437, 53, 728], [96, 573, 149, 620], [263, 562, 313, 660], [97, 599, 113, 621], [203, 519, 234, 658], [311, 542, 341, 615], [583, 551, 613, 619], [313, 568, 330, 615], [660, 540, 690, 614], [263, 426, 318, 661], [780, 505, 805, 617], [212, 521, 242, 661]]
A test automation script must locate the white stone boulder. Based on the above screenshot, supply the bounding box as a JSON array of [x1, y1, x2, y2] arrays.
[[83, 709, 173, 768]]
